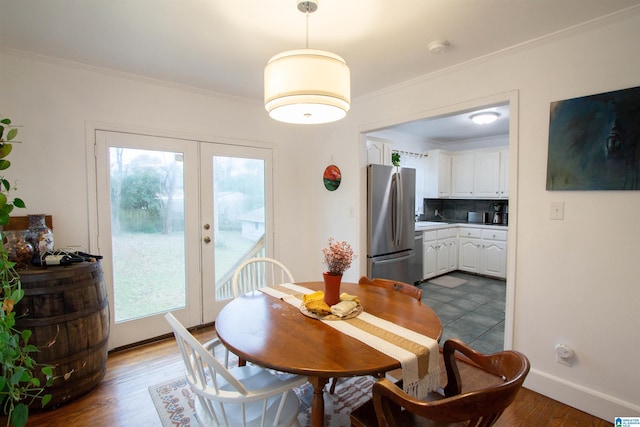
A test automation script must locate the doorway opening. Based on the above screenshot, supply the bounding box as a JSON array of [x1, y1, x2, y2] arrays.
[[362, 91, 519, 351]]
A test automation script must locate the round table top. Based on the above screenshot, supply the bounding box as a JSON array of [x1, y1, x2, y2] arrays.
[[215, 281, 442, 378]]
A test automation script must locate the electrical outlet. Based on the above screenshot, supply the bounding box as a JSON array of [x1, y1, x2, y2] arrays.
[[555, 344, 574, 366]]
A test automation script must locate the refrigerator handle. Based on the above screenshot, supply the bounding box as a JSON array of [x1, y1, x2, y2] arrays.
[[395, 169, 403, 247], [390, 172, 396, 245]]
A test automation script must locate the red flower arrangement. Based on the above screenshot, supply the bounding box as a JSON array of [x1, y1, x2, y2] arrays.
[[322, 238, 355, 276]]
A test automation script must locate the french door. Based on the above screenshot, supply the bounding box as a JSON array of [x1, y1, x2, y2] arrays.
[[93, 130, 272, 349]]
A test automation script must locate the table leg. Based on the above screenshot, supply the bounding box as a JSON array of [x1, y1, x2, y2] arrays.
[[308, 376, 329, 427]]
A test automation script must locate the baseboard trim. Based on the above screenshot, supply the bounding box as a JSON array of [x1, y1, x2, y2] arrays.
[[526, 368, 640, 421]]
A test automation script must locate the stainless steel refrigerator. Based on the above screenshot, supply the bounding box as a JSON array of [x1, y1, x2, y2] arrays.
[[366, 164, 416, 284]]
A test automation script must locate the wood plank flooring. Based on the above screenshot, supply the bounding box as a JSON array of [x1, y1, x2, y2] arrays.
[[18, 325, 611, 427]]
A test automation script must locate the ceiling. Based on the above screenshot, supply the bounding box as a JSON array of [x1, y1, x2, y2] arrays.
[[2, 0, 639, 140], [369, 103, 511, 144]]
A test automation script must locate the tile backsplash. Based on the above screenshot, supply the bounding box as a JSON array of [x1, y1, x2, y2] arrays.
[[421, 198, 509, 223]]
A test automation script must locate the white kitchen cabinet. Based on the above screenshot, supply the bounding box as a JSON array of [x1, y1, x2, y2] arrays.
[[448, 148, 508, 199], [423, 150, 451, 198], [499, 149, 509, 198], [480, 229, 508, 278], [451, 153, 475, 198], [446, 237, 458, 271], [423, 231, 438, 279], [458, 227, 482, 273], [473, 151, 501, 198], [458, 227, 507, 278], [423, 227, 457, 279], [366, 137, 393, 165]]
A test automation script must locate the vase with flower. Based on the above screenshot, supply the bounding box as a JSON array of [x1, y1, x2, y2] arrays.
[[321, 238, 356, 306]]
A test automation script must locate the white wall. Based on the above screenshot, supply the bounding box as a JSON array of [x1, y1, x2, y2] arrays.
[[0, 50, 322, 281], [2, 7, 640, 421], [345, 10, 640, 421]]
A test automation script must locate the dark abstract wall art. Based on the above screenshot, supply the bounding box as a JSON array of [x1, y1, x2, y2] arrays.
[[546, 85, 640, 190]]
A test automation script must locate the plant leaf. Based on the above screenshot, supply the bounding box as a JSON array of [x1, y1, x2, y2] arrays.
[[7, 128, 18, 141], [12, 403, 29, 427], [13, 197, 26, 208], [0, 142, 12, 158], [0, 118, 11, 125], [0, 159, 10, 170], [41, 394, 52, 407]]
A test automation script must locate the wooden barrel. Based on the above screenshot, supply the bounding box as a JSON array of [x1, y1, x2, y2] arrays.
[[16, 261, 110, 408]]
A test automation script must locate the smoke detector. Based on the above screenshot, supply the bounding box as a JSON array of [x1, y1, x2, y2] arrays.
[[428, 40, 450, 54]]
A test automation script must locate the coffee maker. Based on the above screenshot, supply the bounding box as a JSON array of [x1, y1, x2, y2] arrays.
[[492, 203, 503, 224]]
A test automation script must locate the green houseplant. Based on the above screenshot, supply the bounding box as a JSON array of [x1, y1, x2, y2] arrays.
[[391, 152, 401, 167], [0, 118, 52, 427]]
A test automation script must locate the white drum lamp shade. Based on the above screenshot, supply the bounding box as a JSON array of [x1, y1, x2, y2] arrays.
[[264, 49, 351, 124]]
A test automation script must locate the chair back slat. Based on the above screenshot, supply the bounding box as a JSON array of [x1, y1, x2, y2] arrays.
[[232, 257, 295, 298]]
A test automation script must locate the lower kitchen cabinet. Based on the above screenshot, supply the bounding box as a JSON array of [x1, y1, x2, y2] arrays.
[[480, 229, 508, 278], [423, 231, 438, 279], [458, 227, 507, 279], [423, 227, 458, 280]]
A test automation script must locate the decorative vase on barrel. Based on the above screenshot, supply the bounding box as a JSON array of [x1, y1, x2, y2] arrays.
[[25, 214, 54, 259], [323, 272, 342, 306], [3, 230, 34, 270]]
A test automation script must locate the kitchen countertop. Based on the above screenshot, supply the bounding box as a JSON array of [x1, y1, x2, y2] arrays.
[[415, 221, 508, 232]]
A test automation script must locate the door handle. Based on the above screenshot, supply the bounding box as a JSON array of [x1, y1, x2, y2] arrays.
[[203, 236, 211, 243]]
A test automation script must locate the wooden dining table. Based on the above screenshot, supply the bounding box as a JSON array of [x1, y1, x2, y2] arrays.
[[215, 281, 442, 427]]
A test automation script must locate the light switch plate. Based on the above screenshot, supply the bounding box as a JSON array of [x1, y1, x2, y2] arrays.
[[550, 201, 564, 220]]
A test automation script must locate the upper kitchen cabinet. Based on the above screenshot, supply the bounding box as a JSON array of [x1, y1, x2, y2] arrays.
[[450, 148, 508, 199], [366, 137, 393, 165], [451, 153, 475, 198], [423, 150, 451, 198], [499, 149, 509, 198], [473, 151, 501, 198]]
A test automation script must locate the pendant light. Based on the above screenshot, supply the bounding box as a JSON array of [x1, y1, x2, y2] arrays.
[[264, 0, 351, 124]]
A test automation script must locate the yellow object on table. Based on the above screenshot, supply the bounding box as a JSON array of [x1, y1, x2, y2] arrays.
[[303, 291, 331, 316]]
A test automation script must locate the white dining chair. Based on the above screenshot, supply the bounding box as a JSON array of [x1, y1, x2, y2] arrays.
[[232, 257, 295, 298], [165, 313, 306, 427]]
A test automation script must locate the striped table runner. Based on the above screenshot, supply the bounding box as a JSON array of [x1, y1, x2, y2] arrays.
[[259, 283, 440, 399]]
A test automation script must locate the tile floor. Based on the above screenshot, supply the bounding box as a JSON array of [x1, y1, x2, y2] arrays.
[[418, 271, 506, 354]]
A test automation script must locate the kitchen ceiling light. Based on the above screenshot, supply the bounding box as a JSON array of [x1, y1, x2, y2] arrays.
[[264, 0, 350, 124], [470, 111, 500, 125]]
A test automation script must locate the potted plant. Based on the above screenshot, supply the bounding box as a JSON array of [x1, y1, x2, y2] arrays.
[[0, 117, 52, 427], [391, 152, 401, 167], [321, 238, 355, 305]]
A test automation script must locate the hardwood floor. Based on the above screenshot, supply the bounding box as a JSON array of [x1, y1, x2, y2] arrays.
[[19, 325, 611, 427]]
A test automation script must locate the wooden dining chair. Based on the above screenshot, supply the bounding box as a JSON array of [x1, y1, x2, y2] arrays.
[[232, 257, 295, 298], [350, 338, 530, 427], [358, 276, 423, 301], [165, 313, 307, 427]]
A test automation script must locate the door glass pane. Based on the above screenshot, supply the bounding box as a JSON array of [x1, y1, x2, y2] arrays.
[[213, 156, 265, 300], [110, 147, 186, 322]]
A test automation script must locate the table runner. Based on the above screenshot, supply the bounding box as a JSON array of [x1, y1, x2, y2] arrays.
[[259, 284, 440, 399]]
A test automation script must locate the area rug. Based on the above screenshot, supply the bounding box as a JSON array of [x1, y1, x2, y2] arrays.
[[427, 275, 468, 288], [149, 374, 376, 427]]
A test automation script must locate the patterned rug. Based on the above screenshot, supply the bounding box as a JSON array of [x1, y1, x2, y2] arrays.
[[149, 374, 376, 427]]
